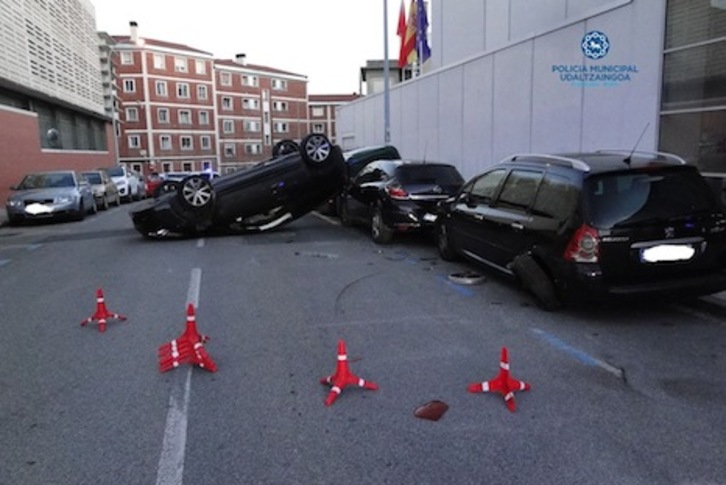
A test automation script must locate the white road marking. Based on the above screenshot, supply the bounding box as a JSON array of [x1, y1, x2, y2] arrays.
[[196, 238, 204, 248], [311, 211, 340, 226], [155, 268, 202, 485]]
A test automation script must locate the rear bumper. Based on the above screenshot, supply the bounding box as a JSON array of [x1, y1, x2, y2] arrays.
[[383, 201, 439, 232], [562, 264, 726, 301]]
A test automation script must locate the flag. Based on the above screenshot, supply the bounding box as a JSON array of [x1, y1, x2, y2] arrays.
[[397, 0, 408, 68], [416, 0, 431, 64], [399, 0, 418, 68]]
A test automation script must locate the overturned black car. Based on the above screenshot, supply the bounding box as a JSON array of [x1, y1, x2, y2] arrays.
[[130, 134, 345, 238]]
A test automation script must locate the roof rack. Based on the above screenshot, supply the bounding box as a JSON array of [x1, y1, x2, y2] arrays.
[[503, 153, 591, 172], [595, 150, 687, 165]]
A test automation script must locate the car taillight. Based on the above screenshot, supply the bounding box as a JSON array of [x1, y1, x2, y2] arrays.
[[564, 224, 599, 263], [386, 185, 409, 200]]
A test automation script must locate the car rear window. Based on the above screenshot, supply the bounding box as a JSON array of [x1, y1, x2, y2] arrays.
[[395, 165, 464, 185], [83, 173, 102, 184], [584, 167, 719, 228]]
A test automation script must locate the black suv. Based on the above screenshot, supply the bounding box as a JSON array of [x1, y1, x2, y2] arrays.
[[436, 151, 726, 310], [339, 159, 464, 244]]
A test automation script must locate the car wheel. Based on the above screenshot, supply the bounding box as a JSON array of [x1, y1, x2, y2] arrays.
[[371, 204, 393, 244], [338, 196, 352, 227], [179, 175, 215, 210], [436, 221, 457, 261], [511, 254, 562, 311], [273, 139, 299, 158], [300, 134, 332, 166]]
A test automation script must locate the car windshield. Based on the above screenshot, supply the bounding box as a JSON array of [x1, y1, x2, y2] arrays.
[[106, 167, 124, 177], [19, 173, 75, 189], [584, 168, 718, 228], [395, 165, 464, 185], [83, 173, 102, 184]]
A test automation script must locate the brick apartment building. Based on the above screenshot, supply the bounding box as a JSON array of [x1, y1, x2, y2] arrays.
[[110, 22, 312, 175], [308, 94, 361, 145]]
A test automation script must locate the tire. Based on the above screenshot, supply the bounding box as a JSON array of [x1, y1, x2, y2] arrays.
[[178, 175, 215, 210], [511, 254, 562, 311], [371, 203, 393, 244], [272, 139, 299, 158], [436, 221, 457, 261], [338, 196, 352, 227], [300, 134, 332, 167]]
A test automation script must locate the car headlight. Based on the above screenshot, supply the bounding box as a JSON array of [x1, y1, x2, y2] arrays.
[[6, 199, 23, 208], [54, 195, 74, 204]]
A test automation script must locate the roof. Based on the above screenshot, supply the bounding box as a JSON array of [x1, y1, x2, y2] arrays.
[[214, 59, 306, 78], [504, 151, 690, 175], [309, 94, 362, 103], [112, 36, 213, 56]]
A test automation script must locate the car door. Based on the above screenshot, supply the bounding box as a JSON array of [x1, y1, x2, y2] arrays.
[[447, 168, 508, 264], [484, 168, 544, 268], [345, 162, 388, 223]]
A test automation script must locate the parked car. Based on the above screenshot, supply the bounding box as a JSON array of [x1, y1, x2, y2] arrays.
[[338, 159, 465, 244], [103, 165, 140, 202], [82, 170, 121, 210], [130, 134, 345, 238], [5, 170, 97, 224], [321, 144, 402, 215], [435, 151, 726, 310], [145, 172, 163, 198]]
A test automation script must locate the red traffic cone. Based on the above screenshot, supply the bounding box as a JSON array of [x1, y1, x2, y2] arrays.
[[158, 304, 217, 373], [80, 288, 127, 333], [320, 340, 378, 406], [467, 347, 531, 412]]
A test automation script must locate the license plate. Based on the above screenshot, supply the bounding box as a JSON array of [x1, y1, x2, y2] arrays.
[[25, 203, 52, 215], [640, 244, 695, 263], [423, 213, 437, 222]]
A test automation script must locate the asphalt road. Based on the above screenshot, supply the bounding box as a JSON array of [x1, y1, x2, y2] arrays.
[[0, 203, 724, 485]]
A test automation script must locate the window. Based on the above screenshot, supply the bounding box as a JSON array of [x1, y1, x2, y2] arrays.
[[221, 97, 233, 110], [128, 135, 140, 148], [272, 101, 288, 112], [125, 107, 138, 122], [182, 162, 193, 172], [120, 52, 133, 65], [197, 85, 208, 100], [244, 121, 260, 132], [159, 135, 172, 150], [224, 143, 236, 157], [123, 79, 136, 93], [243, 98, 259, 110], [245, 143, 262, 154], [162, 162, 172, 172], [174, 57, 188, 72], [469, 169, 507, 203], [199, 111, 209, 125], [532, 173, 579, 222], [271, 78, 287, 90], [155, 80, 168, 96], [177, 83, 190, 98], [153, 53, 165, 69], [221, 72, 232, 86], [242, 75, 258, 87], [200, 136, 211, 150], [181, 136, 193, 150], [497, 169, 542, 210], [312, 123, 324, 133], [312, 107, 324, 117], [274, 122, 289, 133], [158, 108, 170, 123], [223, 120, 235, 133], [195, 59, 206, 75], [179, 110, 192, 125]]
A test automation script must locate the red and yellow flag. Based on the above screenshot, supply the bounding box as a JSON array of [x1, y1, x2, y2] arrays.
[[398, 0, 417, 68]]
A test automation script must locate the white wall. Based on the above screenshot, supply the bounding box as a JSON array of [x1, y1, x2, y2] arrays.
[[338, 0, 666, 180]]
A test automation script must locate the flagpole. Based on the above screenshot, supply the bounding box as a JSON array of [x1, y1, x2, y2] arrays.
[[383, 0, 391, 143]]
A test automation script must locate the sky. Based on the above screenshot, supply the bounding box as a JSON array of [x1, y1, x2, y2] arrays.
[[91, 0, 406, 95]]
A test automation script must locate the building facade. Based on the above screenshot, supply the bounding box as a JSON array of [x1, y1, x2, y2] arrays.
[[338, 0, 726, 200], [308, 94, 361, 145], [0, 0, 116, 203]]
